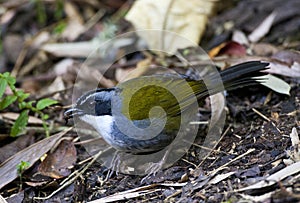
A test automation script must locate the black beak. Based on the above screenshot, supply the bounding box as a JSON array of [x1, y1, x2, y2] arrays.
[[64, 108, 84, 124]]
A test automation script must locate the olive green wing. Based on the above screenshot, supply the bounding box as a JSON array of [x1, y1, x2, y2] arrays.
[[116, 75, 206, 121]]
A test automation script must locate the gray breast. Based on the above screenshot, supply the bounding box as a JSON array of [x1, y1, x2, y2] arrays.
[[110, 118, 176, 154]]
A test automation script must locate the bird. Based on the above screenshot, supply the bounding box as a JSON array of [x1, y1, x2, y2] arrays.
[[64, 61, 269, 155]]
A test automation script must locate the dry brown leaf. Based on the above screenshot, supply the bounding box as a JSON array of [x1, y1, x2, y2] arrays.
[[284, 127, 300, 164], [268, 61, 300, 78], [0, 128, 72, 189], [238, 161, 300, 192], [251, 43, 278, 56], [87, 183, 185, 203], [239, 192, 273, 202], [79, 64, 115, 88], [272, 50, 300, 65], [41, 37, 134, 58], [210, 93, 225, 129], [21, 79, 40, 94], [18, 51, 48, 77], [41, 42, 95, 57], [209, 171, 235, 184], [248, 11, 277, 43], [213, 56, 300, 78], [232, 30, 249, 45], [38, 139, 77, 179], [0, 112, 43, 124], [290, 127, 299, 146], [0, 134, 34, 164], [115, 67, 136, 83], [197, 93, 226, 160], [88, 189, 160, 203], [12, 31, 51, 77], [208, 42, 227, 58], [209, 41, 246, 58], [0, 9, 16, 25], [54, 59, 75, 76], [42, 76, 66, 97], [30, 31, 51, 49], [24, 180, 48, 187], [62, 1, 85, 41]]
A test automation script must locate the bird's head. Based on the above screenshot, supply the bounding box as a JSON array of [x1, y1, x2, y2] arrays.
[[64, 88, 115, 122]]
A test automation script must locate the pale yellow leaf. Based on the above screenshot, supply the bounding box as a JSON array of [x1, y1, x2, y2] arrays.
[[125, 0, 216, 53], [258, 74, 290, 95]]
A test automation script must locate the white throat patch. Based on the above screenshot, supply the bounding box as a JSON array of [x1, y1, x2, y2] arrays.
[[79, 114, 115, 145]]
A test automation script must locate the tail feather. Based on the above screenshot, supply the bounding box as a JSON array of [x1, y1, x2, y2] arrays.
[[220, 61, 269, 91], [192, 61, 269, 100]]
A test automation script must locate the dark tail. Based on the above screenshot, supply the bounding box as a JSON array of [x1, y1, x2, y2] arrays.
[[221, 61, 269, 91], [190, 61, 269, 100]]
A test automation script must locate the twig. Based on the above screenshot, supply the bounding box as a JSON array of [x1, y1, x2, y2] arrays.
[[83, 9, 105, 32], [191, 142, 231, 155], [252, 108, 282, 134], [197, 125, 231, 167], [164, 190, 182, 202], [209, 148, 256, 176], [77, 156, 93, 166], [252, 108, 271, 122], [181, 158, 198, 168]]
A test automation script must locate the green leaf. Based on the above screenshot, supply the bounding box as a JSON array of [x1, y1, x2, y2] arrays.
[[0, 95, 17, 110], [10, 110, 29, 137], [36, 98, 58, 110], [0, 78, 7, 98], [26, 101, 35, 109], [19, 93, 30, 102], [42, 114, 49, 120], [6, 75, 16, 85], [54, 0, 64, 20], [16, 90, 24, 97], [18, 101, 27, 109], [2, 72, 10, 77], [16, 90, 30, 102], [53, 21, 67, 34], [17, 161, 30, 176]]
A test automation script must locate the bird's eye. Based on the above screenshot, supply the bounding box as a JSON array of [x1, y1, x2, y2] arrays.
[[88, 101, 95, 109]]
